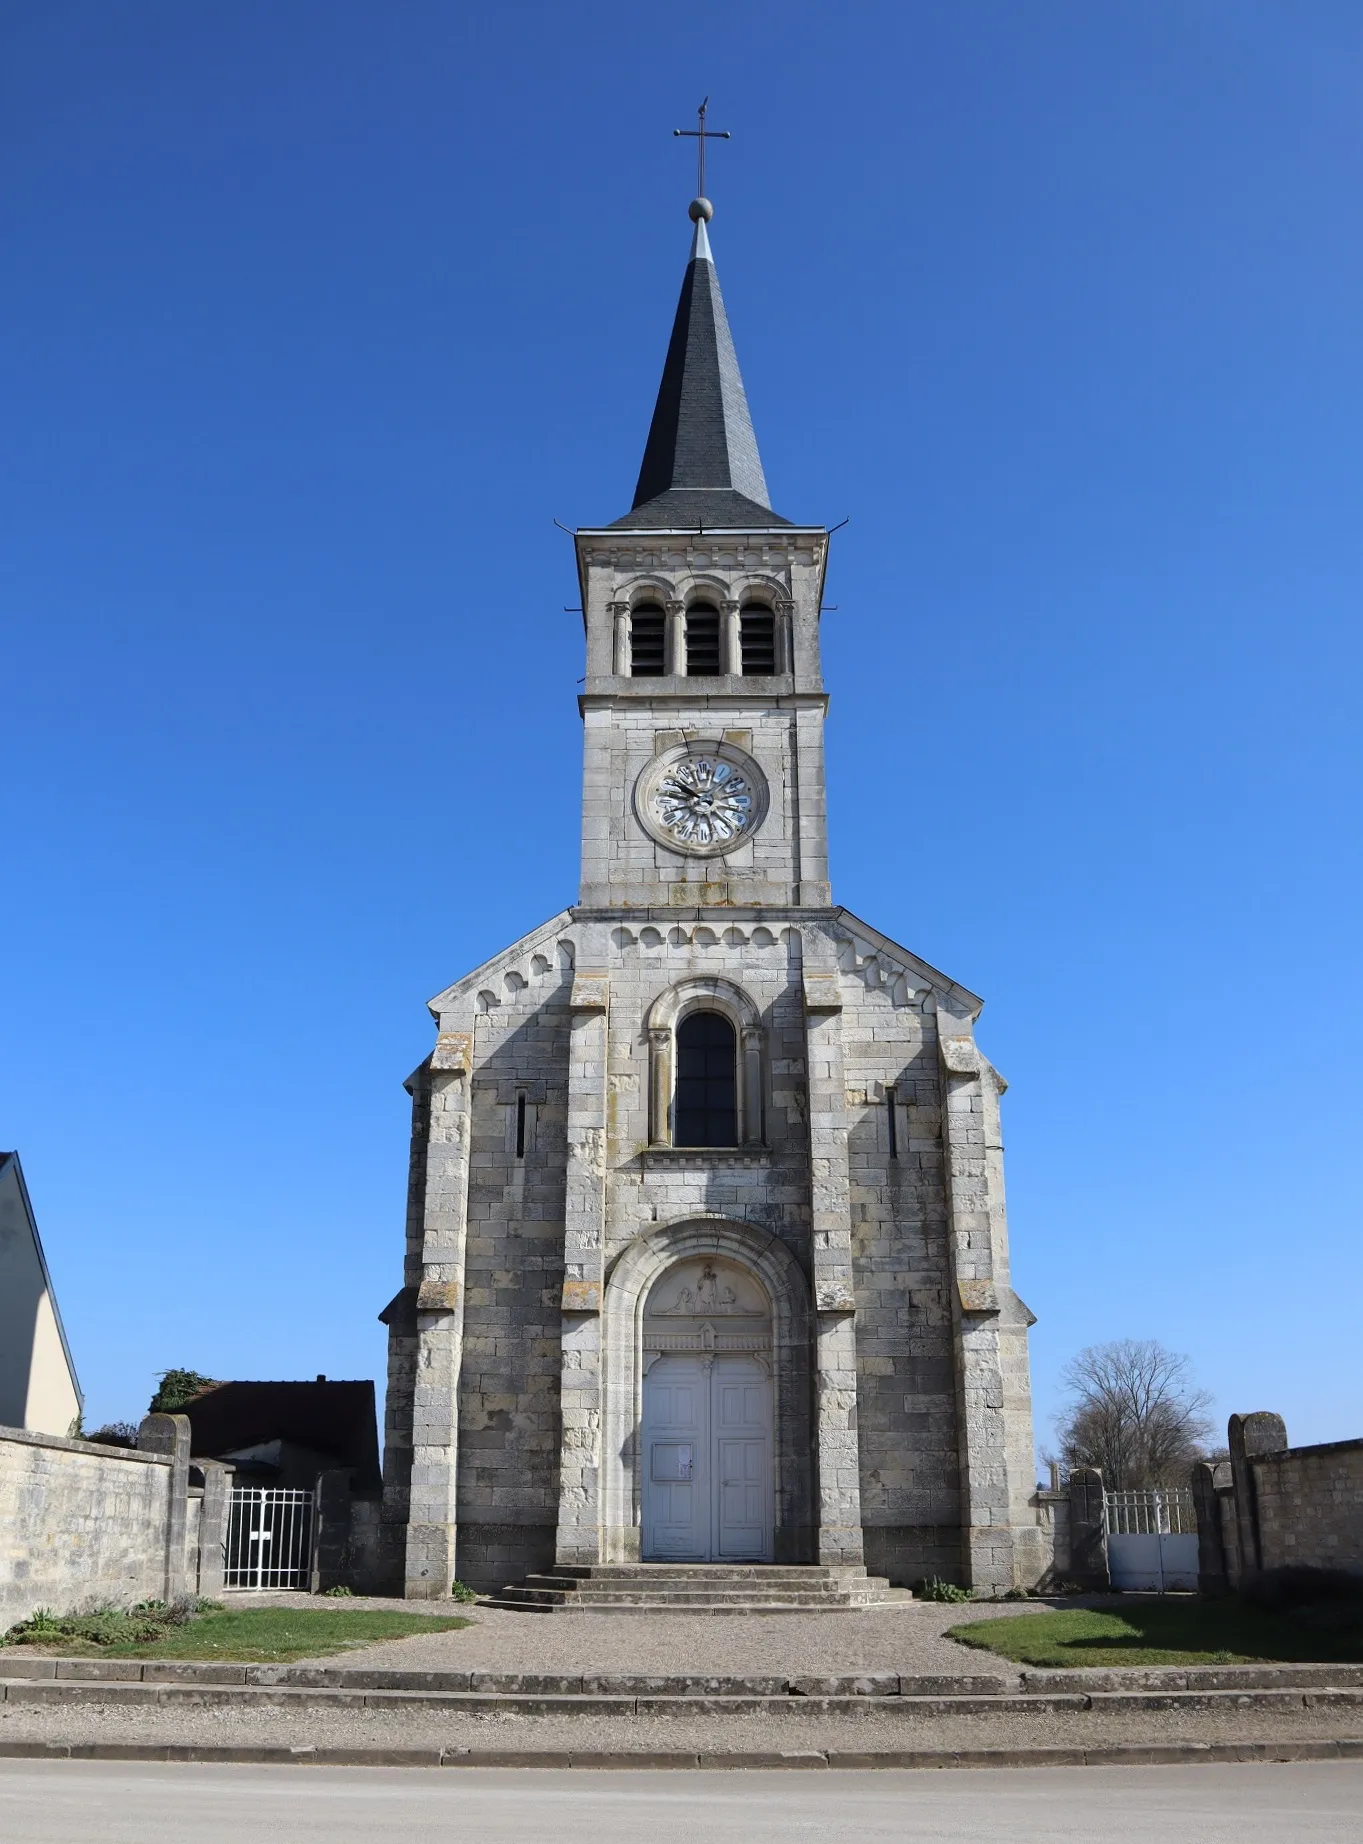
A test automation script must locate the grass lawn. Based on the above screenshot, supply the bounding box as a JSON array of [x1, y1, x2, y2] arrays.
[[949, 1600, 1363, 1669], [0, 1605, 473, 1663]]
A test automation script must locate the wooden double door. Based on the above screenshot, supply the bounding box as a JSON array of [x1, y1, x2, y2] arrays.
[[641, 1352, 772, 1561]]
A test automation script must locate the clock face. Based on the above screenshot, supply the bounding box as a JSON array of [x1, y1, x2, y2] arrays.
[[635, 743, 768, 857]]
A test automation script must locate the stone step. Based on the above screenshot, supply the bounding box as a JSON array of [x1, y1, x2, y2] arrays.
[[490, 1598, 909, 1616], [489, 1566, 912, 1614], [549, 1564, 869, 1581], [505, 1585, 877, 1600], [518, 1575, 886, 1595]]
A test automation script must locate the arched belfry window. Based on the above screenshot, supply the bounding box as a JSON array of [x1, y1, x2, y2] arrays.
[[684, 602, 721, 676], [740, 604, 776, 675], [674, 1012, 737, 1147], [631, 603, 666, 677]]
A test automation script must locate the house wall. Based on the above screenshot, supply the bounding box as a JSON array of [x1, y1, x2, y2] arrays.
[[0, 1160, 81, 1437]]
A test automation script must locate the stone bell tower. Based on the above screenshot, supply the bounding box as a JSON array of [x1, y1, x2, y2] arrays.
[[380, 192, 1044, 1603], [574, 200, 832, 915]]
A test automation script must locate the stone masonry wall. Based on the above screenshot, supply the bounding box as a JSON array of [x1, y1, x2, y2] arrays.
[[0, 1426, 175, 1627], [454, 955, 574, 1589], [1254, 1439, 1363, 1577], [836, 930, 960, 1584]]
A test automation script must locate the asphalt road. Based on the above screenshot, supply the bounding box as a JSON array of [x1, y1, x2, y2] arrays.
[[2, 1761, 1362, 1842]]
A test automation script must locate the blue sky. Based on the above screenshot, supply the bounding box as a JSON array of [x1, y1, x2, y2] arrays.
[[3, 1, 1360, 1458]]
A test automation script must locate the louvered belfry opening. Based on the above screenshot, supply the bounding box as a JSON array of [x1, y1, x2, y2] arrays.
[[630, 603, 666, 676], [684, 603, 721, 675], [674, 1011, 738, 1147], [740, 606, 776, 674]]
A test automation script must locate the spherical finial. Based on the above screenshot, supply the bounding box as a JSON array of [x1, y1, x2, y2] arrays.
[[688, 196, 714, 223]]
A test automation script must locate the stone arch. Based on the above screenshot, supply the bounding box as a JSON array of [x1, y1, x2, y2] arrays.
[[600, 1216, 813, 1563], [674, 573, 731, 605], [644, 977, 764, 1146], [621, 576, 675, 608]]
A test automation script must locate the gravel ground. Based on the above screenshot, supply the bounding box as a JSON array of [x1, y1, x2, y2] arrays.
[[0, 1695, 1360, 1757], [211, 1591, 1055, 1678]]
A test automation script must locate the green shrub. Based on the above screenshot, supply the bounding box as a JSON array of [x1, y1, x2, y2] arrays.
[[917, 1576, 971, 1603], [448, 1580, 479, 1604], [148, 1369, 220, 1414], [323, 1585, 355, 1598]]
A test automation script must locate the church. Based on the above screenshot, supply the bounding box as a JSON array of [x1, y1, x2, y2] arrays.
[[378, 189, 1045, 1603]]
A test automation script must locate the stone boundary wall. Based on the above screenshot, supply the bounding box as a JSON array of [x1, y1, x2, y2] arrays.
[[1192, 1412, 1363, 1591], [1254, 1438, 1363, 1575], [0, 1415, 228, 1629]]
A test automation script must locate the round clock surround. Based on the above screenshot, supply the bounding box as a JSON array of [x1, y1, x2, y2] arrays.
[[634, 741, 769, 858]]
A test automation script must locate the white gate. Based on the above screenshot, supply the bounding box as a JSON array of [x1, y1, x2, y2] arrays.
[[224, 1487, 315, 1589], [1105, 1488, 1199, 1591]]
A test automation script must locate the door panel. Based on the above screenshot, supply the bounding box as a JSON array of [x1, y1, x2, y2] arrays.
[[641, 1357, 706, 1558], [642, 1353, 772, 1561]]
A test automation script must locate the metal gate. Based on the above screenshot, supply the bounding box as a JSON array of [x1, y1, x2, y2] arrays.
[[1105, 1488, 1199, 1591], [224, 1487, 315, 1590]]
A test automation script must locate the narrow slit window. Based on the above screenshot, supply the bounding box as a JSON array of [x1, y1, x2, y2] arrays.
[[886, 1085, 898, 1159], [630, 604, 666, 676], [674, 1011, 737, 1147], [515, 1094, 527, 1159], [684, 603, 721, 675], [740, 606, 776, 675]]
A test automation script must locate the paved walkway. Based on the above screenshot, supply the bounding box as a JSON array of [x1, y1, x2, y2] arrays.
[[3, 1760, 1362, 1842], [227, 1591, 1054, 1677]]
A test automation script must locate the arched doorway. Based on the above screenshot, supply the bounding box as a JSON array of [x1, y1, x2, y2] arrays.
[[640, 1256, 773, 1561]]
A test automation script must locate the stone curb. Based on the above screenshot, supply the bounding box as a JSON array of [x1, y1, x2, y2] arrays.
[[1020, 1665, 1363, 1694], [4, 1676, 1363, 1717], [0, 1659, 1007, 1698], [6, 1655, 1361, 1699], [2, 1739, 1361, 1771]]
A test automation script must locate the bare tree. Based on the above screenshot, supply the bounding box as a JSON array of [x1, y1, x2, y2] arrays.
[[1055, 1339, 1214, 1490]]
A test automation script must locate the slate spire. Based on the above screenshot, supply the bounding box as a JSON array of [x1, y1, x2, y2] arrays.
[[611, 200, 790, 530]]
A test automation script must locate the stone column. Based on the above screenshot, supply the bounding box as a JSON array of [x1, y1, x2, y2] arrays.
[[138, 1413, 192, 1603], [648, 1026, 672, 1145], [1228, 1410, 1288, 1581], [554, 967, 610, 1566], [721, 599, 742, 676], [1067, 1467, 1109, 1590], [801, 952, 864, 1565], [610, 602, 630, 676], [664, 601, 685, 677], [741, 1024, 764, 1145], [774, 601, 794, 675], [404, 1030, 473, 1598], [195, 1460, 234, 1598]]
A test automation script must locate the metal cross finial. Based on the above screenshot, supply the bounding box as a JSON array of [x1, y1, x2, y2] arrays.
[[673, 97, 730, 199]]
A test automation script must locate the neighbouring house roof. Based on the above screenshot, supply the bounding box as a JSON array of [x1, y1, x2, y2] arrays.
[[182, 1379, 380, 1490]]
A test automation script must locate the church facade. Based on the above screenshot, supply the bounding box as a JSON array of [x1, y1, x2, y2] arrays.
[[380, 198, 1044, 1597]]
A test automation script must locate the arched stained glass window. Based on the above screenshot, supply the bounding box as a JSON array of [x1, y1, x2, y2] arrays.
[[674, 1011, 737, 1147]]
